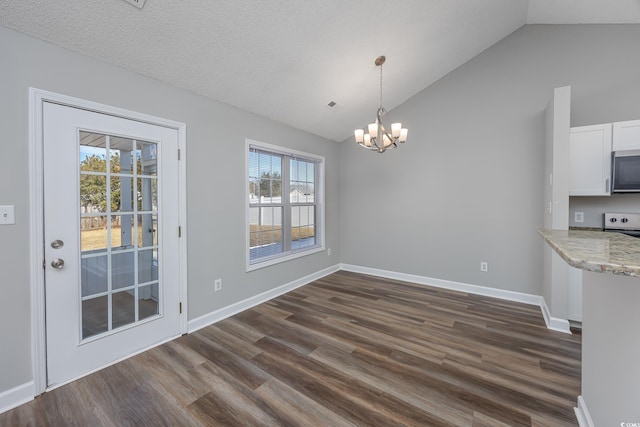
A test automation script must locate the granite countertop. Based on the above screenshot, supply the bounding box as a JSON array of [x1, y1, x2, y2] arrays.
[[539, 229, 640, 277]]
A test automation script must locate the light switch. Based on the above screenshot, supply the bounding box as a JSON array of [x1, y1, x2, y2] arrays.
[[0, 206, 15, 225]]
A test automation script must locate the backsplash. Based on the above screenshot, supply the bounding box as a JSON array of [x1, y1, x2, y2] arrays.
[[569, 194, 640, 228]]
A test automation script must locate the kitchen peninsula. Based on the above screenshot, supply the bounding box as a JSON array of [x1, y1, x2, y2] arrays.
[[539, 229, 640, 426]]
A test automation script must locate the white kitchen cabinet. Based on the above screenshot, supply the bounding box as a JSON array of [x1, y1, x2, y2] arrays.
[[567, 266, 582, 322], [613, 119, 640, 151], [569, 123, 612, 196]]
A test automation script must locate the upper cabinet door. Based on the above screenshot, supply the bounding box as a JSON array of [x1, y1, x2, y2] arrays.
[[613, 119, 640, 151], [569, 123, 612, 196]]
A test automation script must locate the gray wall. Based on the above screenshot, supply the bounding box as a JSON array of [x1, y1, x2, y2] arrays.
[[570, 194, 640, 228], [0, 26, 340, 394], [339, 24, 640, 295]]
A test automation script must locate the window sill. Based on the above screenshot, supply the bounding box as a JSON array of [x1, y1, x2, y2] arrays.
[[246, 245, 325, 272]]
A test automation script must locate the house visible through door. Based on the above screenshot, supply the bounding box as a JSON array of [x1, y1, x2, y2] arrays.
[[43, 101, 182, 387]]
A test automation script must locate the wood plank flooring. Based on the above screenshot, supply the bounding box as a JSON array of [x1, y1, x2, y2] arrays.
[[1, 271, 581, 426]]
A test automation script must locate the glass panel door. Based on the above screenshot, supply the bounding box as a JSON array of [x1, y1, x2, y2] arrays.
[[44, 100, 181, 388]]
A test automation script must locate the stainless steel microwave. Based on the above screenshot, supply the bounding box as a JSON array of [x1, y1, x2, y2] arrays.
[[612, 150, 640, 193]]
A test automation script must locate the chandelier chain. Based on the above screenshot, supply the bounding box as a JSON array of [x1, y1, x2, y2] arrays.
[[379, 62, 383, 106]]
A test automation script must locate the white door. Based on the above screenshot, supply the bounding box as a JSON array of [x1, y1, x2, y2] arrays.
[[43, 101, 182, 387]]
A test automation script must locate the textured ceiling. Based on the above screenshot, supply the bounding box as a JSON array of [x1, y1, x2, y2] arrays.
[[1, 0, 639, 141]]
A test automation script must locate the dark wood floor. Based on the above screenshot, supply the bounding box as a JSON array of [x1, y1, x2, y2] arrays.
[[1, 271, 581, 426]]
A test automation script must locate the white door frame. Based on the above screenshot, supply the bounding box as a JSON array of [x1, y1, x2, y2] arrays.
[[28, 88, 188, 394]]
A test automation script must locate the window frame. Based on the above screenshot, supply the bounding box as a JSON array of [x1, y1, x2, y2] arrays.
[[245, 139, 325, 271]]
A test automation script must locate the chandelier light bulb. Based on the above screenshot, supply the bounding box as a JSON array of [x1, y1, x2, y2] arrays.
[[400, 128, 408, 143], [391, 123, 401, 138], [368, 122, 378, 139], [354, 129, 364, 143]]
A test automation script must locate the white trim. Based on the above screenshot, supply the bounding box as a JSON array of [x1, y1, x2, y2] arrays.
[[539, 297, 572, 334], [340, 263, 572, 333], [28, 88, 188, 395], [188, 264, 340, 333], [340, 264, 543, 305], [574, 395, 595, 427], [0, 382, 35, 415], [28, 88, 48, 396], [247, 139, 326, 162], [246, 247, 325, 272], [177, 124, 188, 333]]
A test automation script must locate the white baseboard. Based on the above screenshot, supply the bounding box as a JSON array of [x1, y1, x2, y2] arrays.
[[539, 298, 572, 334], [340, 263, 543, 305], [187, 264, 340, 333], [340, 264, 572, 334], [574, 395, 594, 427], [0, 381, 34, 415]]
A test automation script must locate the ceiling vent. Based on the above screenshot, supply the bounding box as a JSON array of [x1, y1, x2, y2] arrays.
[[122, 0, 147, 9], [325, 101, 342, 112]]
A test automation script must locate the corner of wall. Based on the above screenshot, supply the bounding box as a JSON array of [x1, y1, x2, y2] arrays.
[[187, 264, 341, 333], [574, 395, 595, 427], [539, 296, 571, 334]]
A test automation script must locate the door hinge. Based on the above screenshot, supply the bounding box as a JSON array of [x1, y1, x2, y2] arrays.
[[179, 302, 183, 314], [43, 259, 46, 270], [178, 226, 182, 237], [178, 148, 181, 160]]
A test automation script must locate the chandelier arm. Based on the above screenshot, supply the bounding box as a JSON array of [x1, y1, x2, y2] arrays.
[[376, 108, 397, 144], [357, 143, 378, 151]]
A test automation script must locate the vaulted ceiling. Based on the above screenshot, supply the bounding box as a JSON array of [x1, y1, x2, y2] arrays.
[[1, 0, 639, 141]]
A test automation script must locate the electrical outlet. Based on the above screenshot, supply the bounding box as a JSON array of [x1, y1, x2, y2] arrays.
[[0, 205, 15, 225], [327, 248, 332, 256], [214, 278, 222, 292], [574, 212, 584, 223], [480, 262, 488, 272]]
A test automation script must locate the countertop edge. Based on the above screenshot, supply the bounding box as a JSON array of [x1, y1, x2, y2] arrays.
[[538, 229, 640, 277]]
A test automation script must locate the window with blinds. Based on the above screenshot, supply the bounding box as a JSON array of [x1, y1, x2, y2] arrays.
[[247, 141, 324, 270]]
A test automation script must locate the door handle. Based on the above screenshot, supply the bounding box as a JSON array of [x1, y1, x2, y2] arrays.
[[51, 258, 65, 269], [51, 239, 64, 249]]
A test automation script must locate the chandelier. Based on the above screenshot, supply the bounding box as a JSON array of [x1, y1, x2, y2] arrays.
[[354, 55, 407, 153]]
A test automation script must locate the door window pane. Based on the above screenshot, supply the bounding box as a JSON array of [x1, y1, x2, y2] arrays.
[[81, 256, 108, 297], [110, 137, 134, 174], [79, 132, 107, 173], [139, 284, 159, 320], [112, 176, 134, 213], [81, 216, 108, 251], [80, 175, 107, 213], [138, 249, 157, 284], [136, 141, 157, 176], [138, 214, 158, 248], [112, 251, 135, 290], [112, 290, 136, 330], [138, 177, 158, 211], [82, 296, 108, 339], [111, 214, 134, 248]]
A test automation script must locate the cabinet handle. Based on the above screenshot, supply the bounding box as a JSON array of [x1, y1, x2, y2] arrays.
[[606, 178, 610, 193]]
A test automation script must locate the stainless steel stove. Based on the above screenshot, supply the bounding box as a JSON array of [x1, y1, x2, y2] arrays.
[[603, 212, 640, 238]]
